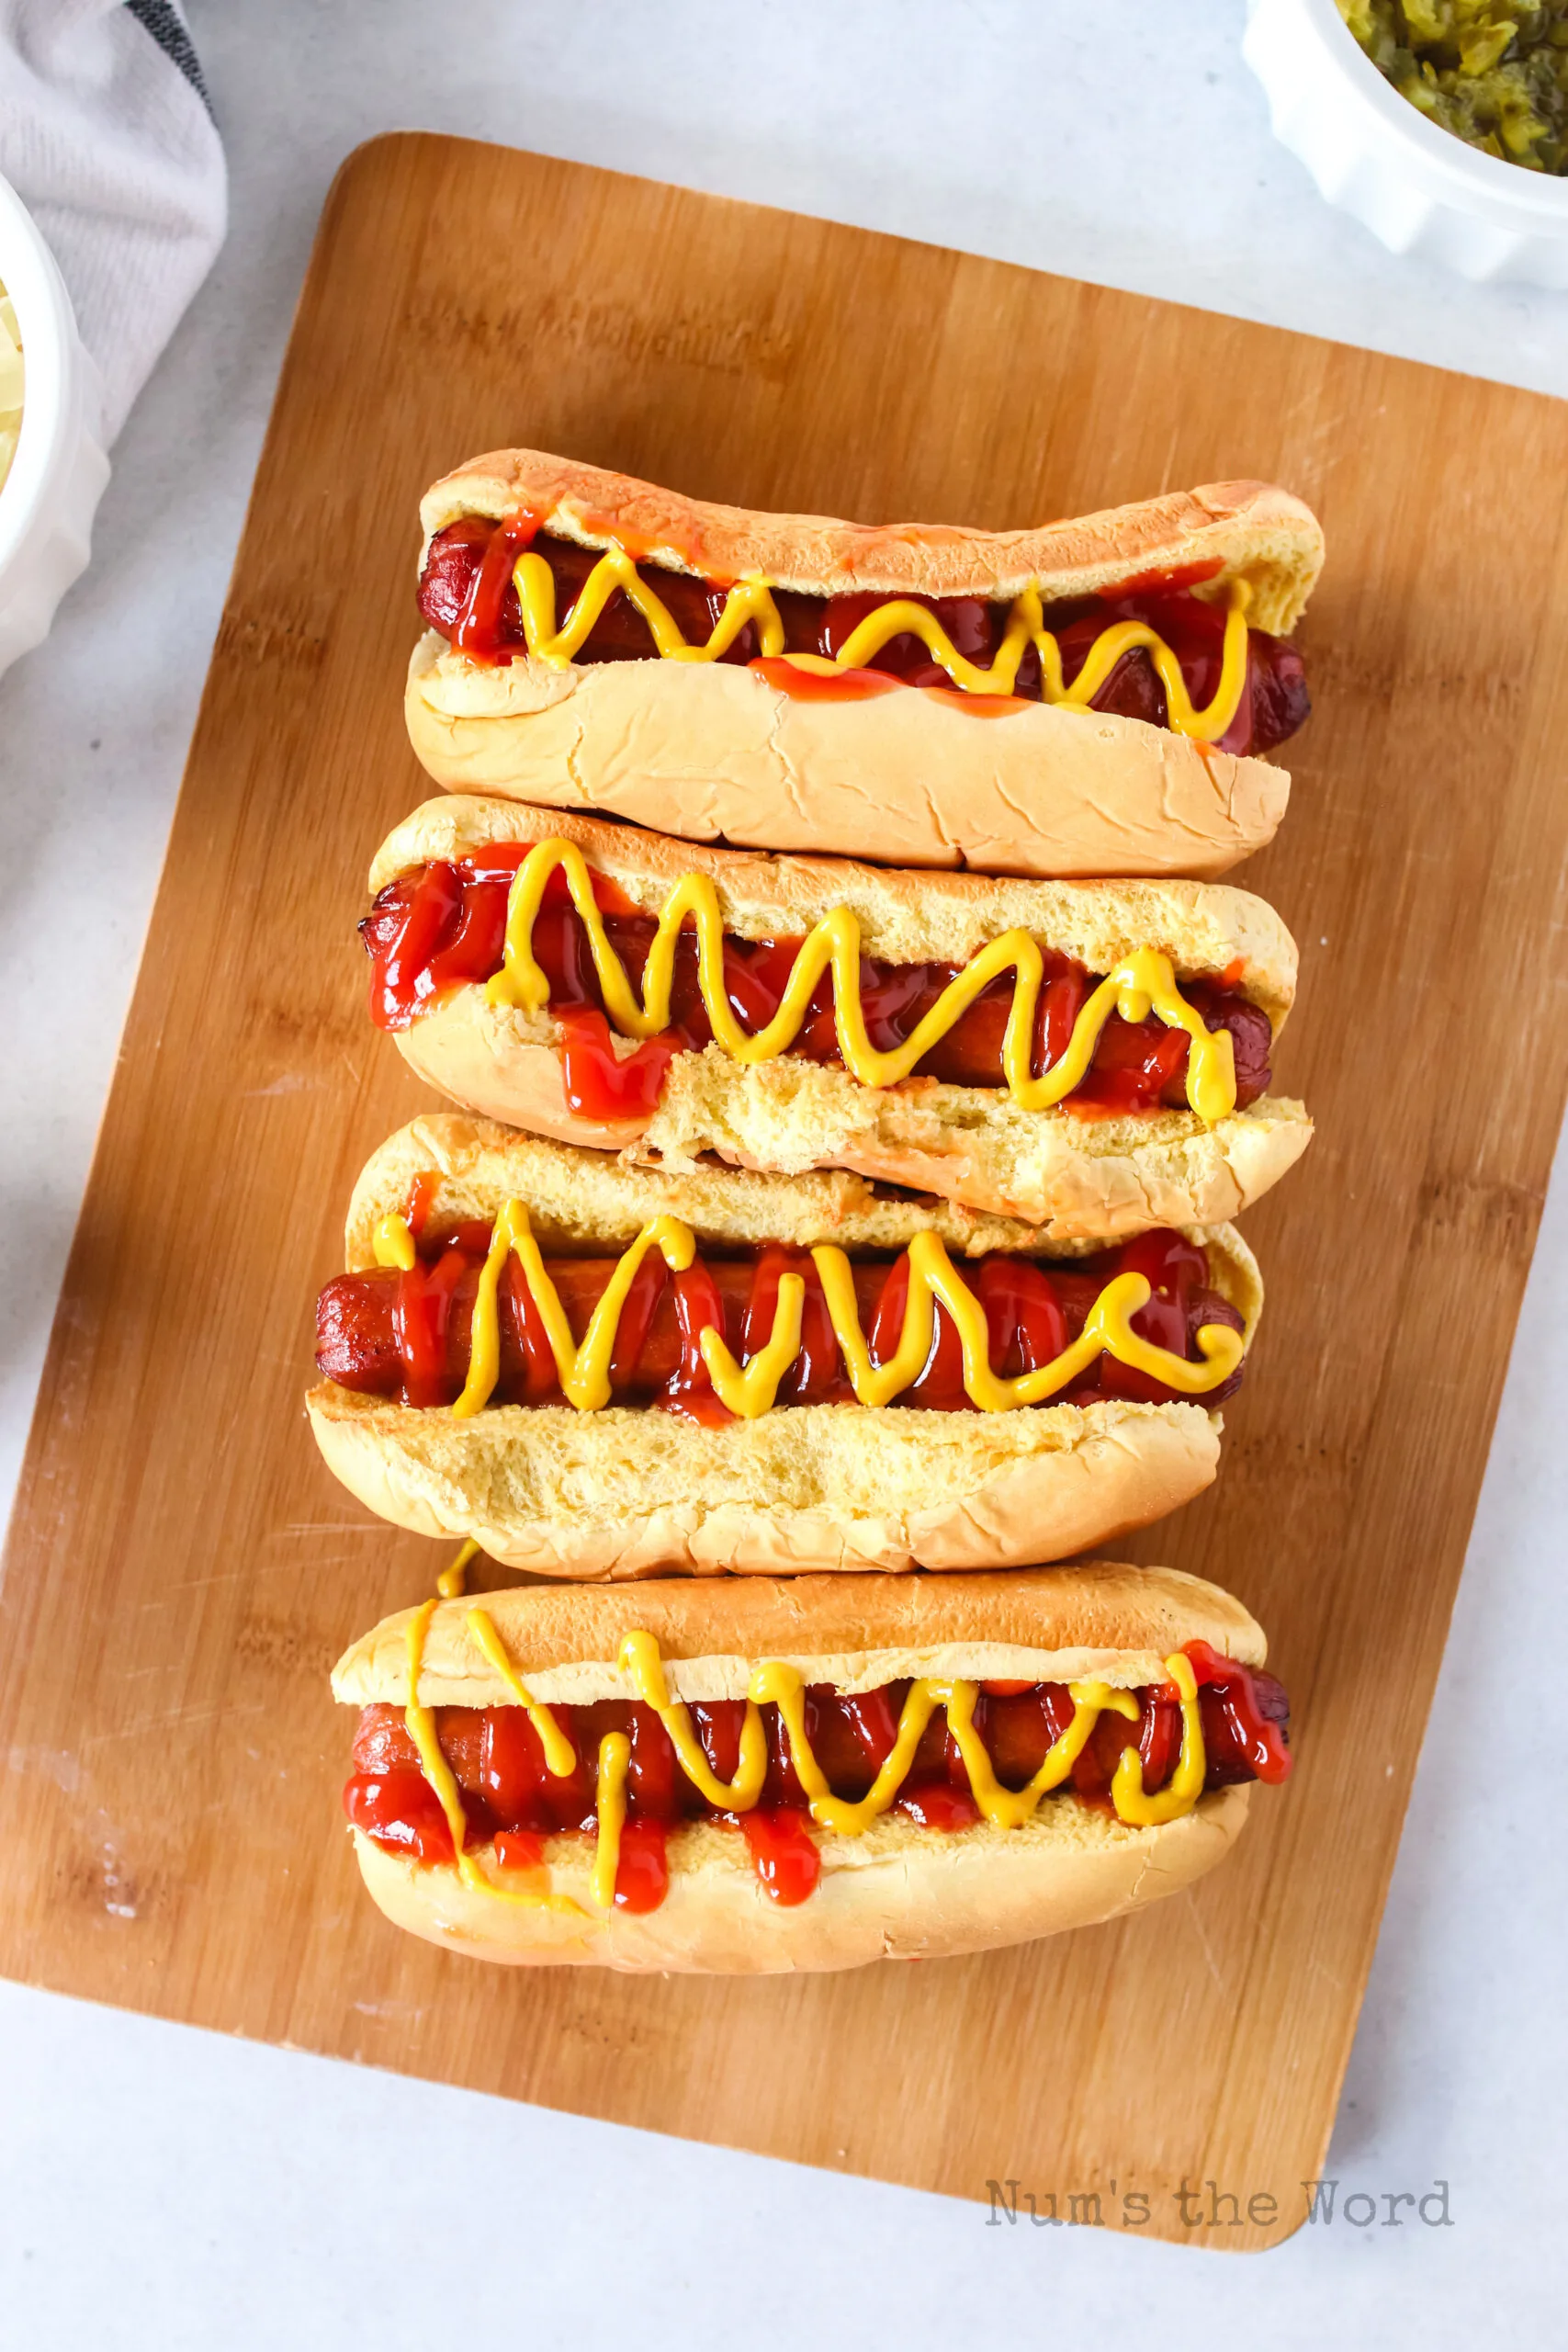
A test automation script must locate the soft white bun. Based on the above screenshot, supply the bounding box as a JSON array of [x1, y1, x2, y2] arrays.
[[338, 1111, 1268, 1281], [308, 1117, 1261, 1577], [336, 1559, 1264, 1973], [406, 637, 1291, 882], [309, 1385, 1226, 1577], [409, 458, 1321, 880], [349, 1792, 1250, 1973], [373, 800, 1311, 1238], [396, 989, 1311, 1238]]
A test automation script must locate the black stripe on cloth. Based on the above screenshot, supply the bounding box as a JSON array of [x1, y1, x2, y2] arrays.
[[125, 0, 213, 116]]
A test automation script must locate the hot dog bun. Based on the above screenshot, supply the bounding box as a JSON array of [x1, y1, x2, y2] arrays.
[[372, 799, 1312, 1238], [407, 639, 1289, 884], [306, 1115, 1262, 1577], [334, 1562, 1262, 1972], [407, 457, 1323, 880], [419, 454, 1323, 624], [333, 1559, 1268, 1701], [350, 1787, 1251, 1973]]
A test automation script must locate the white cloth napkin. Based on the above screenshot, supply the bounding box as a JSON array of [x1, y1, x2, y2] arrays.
[[0, 0, 225, 442]]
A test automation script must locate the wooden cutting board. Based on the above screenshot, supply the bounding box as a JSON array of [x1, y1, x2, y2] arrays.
[[4, 134, 1566, 2252]]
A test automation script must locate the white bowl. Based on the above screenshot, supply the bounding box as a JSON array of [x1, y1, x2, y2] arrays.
[[0, 171, 109, 683], [1244, 0, 1568, 286]]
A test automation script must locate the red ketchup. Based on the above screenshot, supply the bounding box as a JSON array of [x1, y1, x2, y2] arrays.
[[739, 1808, 821, 1905], [1186, 1642, 1293, 1786], [897, 1781, 982, 1831], [660, 1262, 734, 1429], [558, 1007, 677, 1122], [361, 842, 641, 1033], [613, 1820, 671, 1913], [493, 1829, 546, 1872], [343, 1767, 459, 1863], [750, 656, 902, 703], [451, 510, 542, 659], [392, 1248, 469, 1410], [401, 1170, 440, 1238]]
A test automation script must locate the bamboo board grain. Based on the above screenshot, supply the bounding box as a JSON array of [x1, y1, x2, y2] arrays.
[[4, 134, 1567, 2252]]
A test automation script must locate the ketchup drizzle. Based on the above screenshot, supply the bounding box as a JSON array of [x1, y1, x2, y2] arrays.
[[344, 1630, 1292, 1911], [360, 850, 1273, 1116]]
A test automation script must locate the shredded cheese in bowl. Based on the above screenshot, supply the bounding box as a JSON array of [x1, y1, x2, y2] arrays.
[[0, 280, 21, 496]]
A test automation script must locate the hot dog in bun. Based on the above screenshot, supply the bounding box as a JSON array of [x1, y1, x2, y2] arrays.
[[406, 450, 1323, 880], [361, 800, 1311, 1238], [333, 1563, 1292, 1973], [307, 1115, 1262, 1577]]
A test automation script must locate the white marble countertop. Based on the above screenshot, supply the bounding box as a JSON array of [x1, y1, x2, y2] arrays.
[[2, 2, 1564, 2338]]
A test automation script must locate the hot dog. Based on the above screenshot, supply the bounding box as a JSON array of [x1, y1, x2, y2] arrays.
[[306, 1115, 1262, 1577], [362, 799, 1312, 1239], [405, 450, 1324, 880], [332, 1562, 1292, 1973]]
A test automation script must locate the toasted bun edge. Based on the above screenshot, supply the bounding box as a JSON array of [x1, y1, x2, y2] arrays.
[[332, 1560, 1266, 1706], [417, 450, 1324, 632], [340, 1112, 1262, 1317]]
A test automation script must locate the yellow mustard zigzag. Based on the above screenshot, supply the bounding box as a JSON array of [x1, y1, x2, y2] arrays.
[[393, 1608, 1211, 1915], [483, 838, 1240, 1122], [508, 538, 1252, 740]]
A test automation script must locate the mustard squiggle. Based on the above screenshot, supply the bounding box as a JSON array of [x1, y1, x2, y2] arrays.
[[508, 539, 1253, 741], [389, 1621, 1212, 1914], [430, 1195, 1243, 1419], [399, 1600, 584, 1917], [484, 838, 1239, 1125]]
